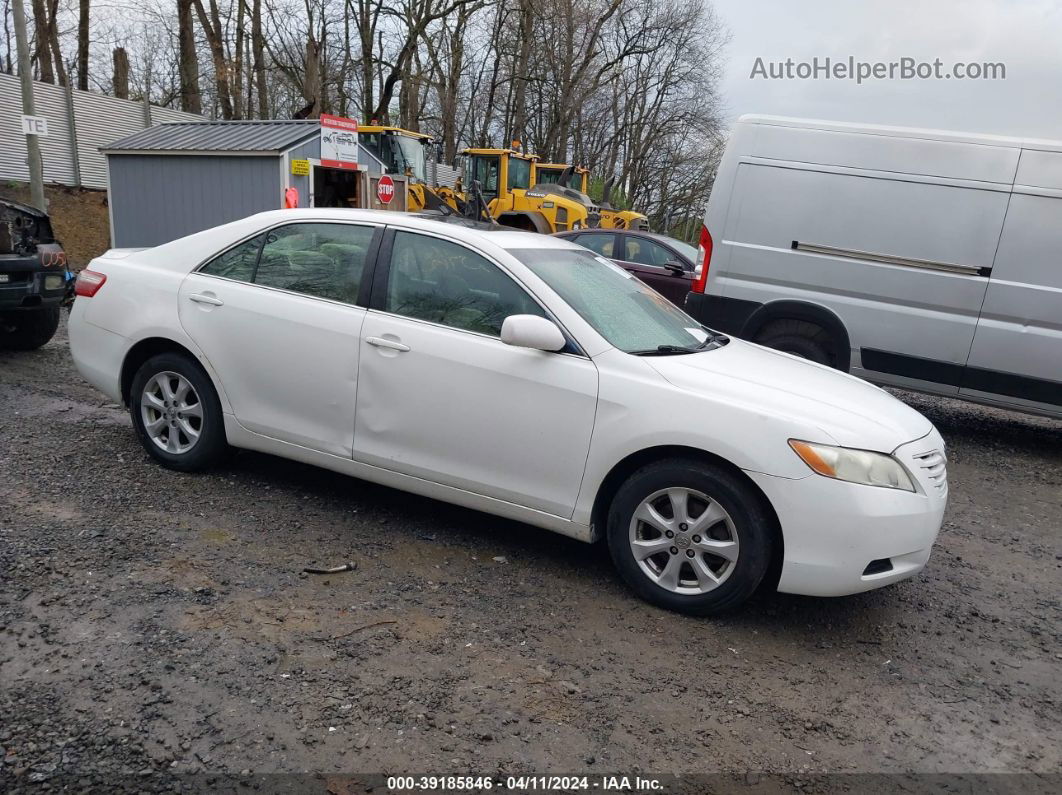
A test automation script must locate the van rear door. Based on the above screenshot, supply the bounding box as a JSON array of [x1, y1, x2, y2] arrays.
[[960, 149, 1062, 414]]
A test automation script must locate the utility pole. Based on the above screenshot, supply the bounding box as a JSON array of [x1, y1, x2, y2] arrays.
[[12, 0, 47, 211]]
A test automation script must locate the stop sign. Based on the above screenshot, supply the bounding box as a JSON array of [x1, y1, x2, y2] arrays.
[[377, 175, 396, 204]]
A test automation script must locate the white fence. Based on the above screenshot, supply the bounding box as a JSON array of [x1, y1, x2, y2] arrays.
[[0, 73, 202, 191]]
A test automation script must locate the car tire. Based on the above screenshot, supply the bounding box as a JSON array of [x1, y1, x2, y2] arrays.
[[755, 319, 834, 367], [607, 459, 775, 616], [129, 352, 229, 472], [0, 306, 61, 351]]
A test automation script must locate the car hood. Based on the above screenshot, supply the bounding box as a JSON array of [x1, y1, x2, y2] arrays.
[[644, 338, 933, 452]]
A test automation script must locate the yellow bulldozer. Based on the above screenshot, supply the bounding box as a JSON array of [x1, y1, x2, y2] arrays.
[[533, 163, 649, 231]]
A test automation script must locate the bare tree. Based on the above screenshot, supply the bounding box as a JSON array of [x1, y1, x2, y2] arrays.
[[178, 0, 202, 113], [112, 45, 129, 98]]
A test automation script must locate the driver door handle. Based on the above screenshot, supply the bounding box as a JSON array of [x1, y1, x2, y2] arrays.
[[366, 336, 411, 352], [188, 293, 225, 306]]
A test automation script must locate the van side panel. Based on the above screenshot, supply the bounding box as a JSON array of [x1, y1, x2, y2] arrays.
[[716, 161, 1006, 377], [961, 150, 1062, 411]]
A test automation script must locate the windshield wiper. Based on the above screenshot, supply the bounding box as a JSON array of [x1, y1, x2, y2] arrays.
[[629, 344, 702, 356], [628, 334, 729, 357]]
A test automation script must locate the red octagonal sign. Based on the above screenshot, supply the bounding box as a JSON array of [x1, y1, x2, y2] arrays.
[[377, 175, 396, 205]]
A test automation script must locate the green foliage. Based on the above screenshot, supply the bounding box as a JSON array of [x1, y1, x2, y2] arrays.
[[588, 175, 631, 210]]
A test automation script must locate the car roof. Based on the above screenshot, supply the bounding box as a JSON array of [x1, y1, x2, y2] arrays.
[[246, 208, 582, 251]]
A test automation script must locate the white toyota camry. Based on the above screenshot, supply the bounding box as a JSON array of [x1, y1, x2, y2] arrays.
[[69, 209, 947, 615]]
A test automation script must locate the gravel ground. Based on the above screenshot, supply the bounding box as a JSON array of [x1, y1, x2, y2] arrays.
[[1, 317, 1060, 792]]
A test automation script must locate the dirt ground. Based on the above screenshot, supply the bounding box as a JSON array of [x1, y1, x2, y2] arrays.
[[0, 182, 111, 267], [1, 316, 1059, 793]]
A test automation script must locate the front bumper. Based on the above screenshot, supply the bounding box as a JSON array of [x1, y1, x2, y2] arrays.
[[747, 431, 948, 597]]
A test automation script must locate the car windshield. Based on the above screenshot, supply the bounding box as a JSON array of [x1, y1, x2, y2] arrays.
[[513, 248, 726, 355]]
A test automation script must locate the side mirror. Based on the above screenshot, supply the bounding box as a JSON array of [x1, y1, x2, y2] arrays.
[[664, 260, 685, 275], [501, 315, 566, 352]]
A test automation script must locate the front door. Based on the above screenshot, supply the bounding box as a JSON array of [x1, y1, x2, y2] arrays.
[[615, 235, 691, 305], [178, 221, 380, 456], [353, 229, 599, 517]]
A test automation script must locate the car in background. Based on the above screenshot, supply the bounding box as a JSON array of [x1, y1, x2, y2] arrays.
[[68, 209, 946, 616], [554, 229, 698, 305], [0, 198, 69, 350]]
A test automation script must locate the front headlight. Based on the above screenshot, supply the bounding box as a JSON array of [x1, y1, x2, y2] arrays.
[[571, 221, 582, 230], [789, 440, 915, 492]]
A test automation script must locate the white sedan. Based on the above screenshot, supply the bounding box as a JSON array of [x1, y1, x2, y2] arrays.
[[69, 209, 947, 615]]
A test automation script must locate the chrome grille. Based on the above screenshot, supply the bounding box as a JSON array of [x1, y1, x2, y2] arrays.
[[913, 449, 947, 492]]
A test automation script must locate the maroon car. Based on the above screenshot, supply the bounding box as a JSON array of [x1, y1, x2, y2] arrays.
[[553, 229, 698, 306]]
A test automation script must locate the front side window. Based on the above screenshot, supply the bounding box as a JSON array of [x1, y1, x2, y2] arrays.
[[515, 247, 724, 354], [385, 231, 544, 336], [624, 237, 678, 267], [200, 234, 265, 282], [507, 157, 532, 190], [255, 223, 374, 304], [573, 233, 616, 258]]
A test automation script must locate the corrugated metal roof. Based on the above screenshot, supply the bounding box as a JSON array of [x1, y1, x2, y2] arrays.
[[102, 120, 320, 154]]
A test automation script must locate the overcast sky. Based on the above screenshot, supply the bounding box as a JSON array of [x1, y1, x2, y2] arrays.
[[711, 0, 1062, 139]]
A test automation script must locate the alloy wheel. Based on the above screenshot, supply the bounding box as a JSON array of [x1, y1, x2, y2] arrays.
[[628, 487, 739, 594], [140, 371, 203, 455]]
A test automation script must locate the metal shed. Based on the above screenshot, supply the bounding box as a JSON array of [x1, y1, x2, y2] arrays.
[[102, 119, 390, 248]]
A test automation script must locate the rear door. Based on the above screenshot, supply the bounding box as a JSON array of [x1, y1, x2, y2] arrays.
[[960, 150, 1062, 414], [614, 235, 691, 305], [178, 221, 381, 456]]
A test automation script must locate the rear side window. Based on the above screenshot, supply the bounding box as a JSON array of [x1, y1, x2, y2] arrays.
[[200, 234, 264, 282], [573, 233, 616, 258], [384, 231, 544, 336], [624, 237, 676, 267], [254, 223, 374, 304]]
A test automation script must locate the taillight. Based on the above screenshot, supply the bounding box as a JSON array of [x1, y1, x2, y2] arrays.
[[74, 269, 107, 297], [691, 225, 713, 293]]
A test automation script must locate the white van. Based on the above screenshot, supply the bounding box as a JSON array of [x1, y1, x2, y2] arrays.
[[685, 115, 1062, 419]]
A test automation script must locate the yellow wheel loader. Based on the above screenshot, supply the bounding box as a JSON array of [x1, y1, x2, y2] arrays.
[[459, 148, 598, 233], [532, 163, 649, 231], [358, 125, 455, 212]]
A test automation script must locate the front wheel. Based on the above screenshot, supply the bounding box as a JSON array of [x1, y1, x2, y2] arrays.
[[129, 352, 229, 472], [607, 459, 775, 615]]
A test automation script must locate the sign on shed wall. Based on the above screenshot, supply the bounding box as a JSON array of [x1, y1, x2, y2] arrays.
[[320, 114, 358, 170]]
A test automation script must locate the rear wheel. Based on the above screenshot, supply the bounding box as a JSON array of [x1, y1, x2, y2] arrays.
[[754, 319, 835, 367], [0, 306, 61, 351], [607, 459, 775, 615], [130, 352, 229, 471]]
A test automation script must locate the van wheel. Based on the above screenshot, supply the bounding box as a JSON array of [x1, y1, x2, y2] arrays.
[[606, 459, 774, 616], [130, 352, 229, 472], [755, 319, 834, 367]]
